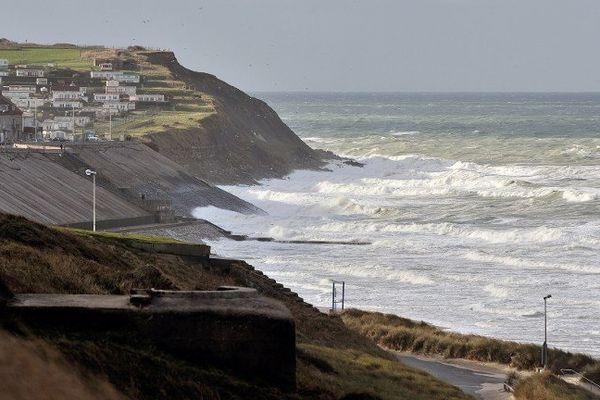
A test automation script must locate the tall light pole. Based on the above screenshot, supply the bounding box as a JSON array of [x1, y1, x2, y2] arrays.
[[543, 294, 552, 370], [85, 169, 97, 231]]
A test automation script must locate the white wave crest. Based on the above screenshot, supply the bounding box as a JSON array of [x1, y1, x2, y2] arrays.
[[390, 130, 420, 136], [463, 251, 600, 274], [483, 284, 510, 299]]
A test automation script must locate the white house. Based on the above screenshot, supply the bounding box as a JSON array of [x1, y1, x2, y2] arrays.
[[0, 71, 8, 77], [7, 85, 36, 94], [100, 62, 113, 71], [55, 115, 90, 127], [94, 93, 121, 102], [90, 71, 140, 83], [16, 68, 46, 78], [0, 59, 8, 68], [36, 78, 48, 85], [102, 101, 135, 112], [1, 91, 31, 100], [53, 91, 87, 102], [11, 97, 47, 109], [105, 81, 137, 96], [52, 100, 82, 109], [131, 94, 165, 103]]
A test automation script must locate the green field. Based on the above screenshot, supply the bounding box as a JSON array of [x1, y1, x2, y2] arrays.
[[93, 108, 214, 139], [0, 47, 92, 70]]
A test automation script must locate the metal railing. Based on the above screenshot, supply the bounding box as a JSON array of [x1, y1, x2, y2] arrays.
[[503, 383, 515, 393], [561, 368, 600, 392]]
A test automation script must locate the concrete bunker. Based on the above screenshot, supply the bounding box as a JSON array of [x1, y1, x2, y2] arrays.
[[1, 286, 296, 389]]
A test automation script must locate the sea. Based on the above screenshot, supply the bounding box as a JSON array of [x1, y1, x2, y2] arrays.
[[192, 92, 600, 357]]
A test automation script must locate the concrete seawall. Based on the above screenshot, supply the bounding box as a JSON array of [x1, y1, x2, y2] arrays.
[[0, 151, 150, 225], [126, 240, 211, 257], [0, 143, 263, 228], [54, 143, 262, 216]]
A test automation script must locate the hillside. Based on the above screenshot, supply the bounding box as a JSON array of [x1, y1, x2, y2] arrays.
[[0, 213, 471, 400], [13, 44, 330, 185], [141, 51, 330, 184]]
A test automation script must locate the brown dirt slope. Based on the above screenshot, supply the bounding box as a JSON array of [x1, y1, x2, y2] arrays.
[[143, 51, 330, 184], [0, 330, 125, 400]]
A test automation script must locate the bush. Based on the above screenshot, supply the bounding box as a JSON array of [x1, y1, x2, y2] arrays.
[[341, 309, 599, 374]]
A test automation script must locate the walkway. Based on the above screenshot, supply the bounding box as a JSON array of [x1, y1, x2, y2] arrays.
[[396, 353, 513, 400]]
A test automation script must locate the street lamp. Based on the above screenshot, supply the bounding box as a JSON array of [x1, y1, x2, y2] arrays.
[[543, 294, 552, 369], [85, 169, 97, 231]]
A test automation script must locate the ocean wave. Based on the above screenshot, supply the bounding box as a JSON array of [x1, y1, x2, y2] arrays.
[[463, 251, 600, 274], [390, 130, 420, 136], [308, 157, 600, 203], [483, 284, 510, 299], [314, 220, 563, 244], [342, 264, 434, 286]]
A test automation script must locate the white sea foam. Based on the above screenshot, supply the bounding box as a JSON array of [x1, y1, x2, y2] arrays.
[[193, 146, 600, 357], [483, 284, 510, 299]]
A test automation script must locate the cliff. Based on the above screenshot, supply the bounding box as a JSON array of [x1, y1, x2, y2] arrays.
[[141, 51, 330, 184]]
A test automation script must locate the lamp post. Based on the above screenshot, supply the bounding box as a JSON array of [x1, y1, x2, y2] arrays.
[[543, 294, 552, 369], [85, 169, 97, 231]]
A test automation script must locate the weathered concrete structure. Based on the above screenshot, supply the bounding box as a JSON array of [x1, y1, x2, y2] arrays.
[[2, 286, 296, 389]]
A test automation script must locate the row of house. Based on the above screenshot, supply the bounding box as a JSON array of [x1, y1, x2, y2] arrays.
[[0, 56, 169, 143]]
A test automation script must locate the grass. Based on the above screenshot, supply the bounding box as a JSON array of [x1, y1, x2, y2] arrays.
[[63, 227, 185, 245], [96, 108, 215, 139], [0, 47, 92, 70], [341, 309, 600, 374], [297, 344, 471, 400], [514, 372, 600, 400]]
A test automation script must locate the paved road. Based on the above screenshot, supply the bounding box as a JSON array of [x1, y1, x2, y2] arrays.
[[396, 353, 512, 400]]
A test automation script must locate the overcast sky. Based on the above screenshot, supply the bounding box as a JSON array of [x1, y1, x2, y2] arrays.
[[4, 0, 600, 92]]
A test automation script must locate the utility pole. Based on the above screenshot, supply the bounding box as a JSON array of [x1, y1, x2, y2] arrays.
[[85, 169, 97, 231], [34, 103, 38, 141], [543, 294, 552, 369], [109, 111, 113, 140], [72, 104, 77, 141]]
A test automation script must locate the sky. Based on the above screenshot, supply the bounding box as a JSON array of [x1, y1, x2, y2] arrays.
[[4, 0, 600, 92]]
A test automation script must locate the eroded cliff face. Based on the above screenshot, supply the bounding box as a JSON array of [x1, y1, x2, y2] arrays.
[[143, 52, 329, 185]]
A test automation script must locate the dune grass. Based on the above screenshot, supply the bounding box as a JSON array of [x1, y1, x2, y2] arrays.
[[341, 309, 600, 375], [514, 372, 600, 400], [297, 344, 471, 400]]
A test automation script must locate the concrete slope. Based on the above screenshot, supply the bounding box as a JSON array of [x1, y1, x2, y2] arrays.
[[53, 143, 262, 216], [0, 152, 149, 225]]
